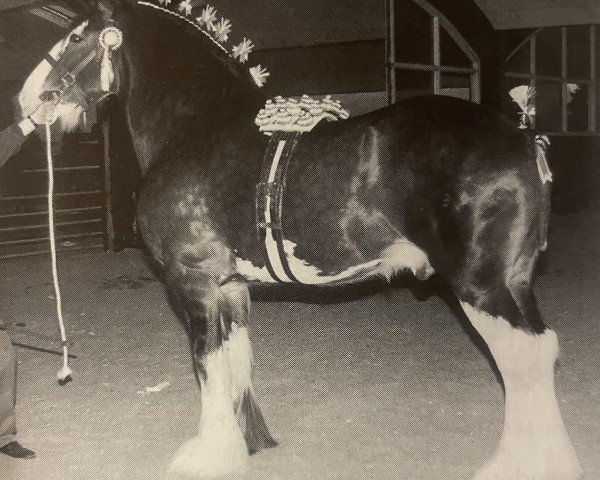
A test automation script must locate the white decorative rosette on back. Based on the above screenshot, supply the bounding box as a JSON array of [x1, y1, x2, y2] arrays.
[[139, 0, 269, 87], [255, 95, 350, 134]]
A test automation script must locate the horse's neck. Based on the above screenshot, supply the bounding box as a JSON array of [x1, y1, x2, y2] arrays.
[[120, 12, 264, 175], [123, 68, 263, 176]]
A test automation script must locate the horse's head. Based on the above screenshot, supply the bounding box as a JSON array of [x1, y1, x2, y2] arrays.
[[18, 0, 124, 133]]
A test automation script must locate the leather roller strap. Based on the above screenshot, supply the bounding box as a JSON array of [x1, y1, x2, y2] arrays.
[[256, 131, 302, 283]]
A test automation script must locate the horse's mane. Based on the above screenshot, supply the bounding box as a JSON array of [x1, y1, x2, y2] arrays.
[[105, 0, 267, 173], [122, 1, 263, 102]]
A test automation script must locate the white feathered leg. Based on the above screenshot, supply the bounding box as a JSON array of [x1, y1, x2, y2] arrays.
[[168, 346, 249, 480], [461, 302, 582, 480], [222, 280, 277, 454]]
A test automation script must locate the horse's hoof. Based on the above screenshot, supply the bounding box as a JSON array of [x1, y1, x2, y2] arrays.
[[167, 429, 249, 479], [473, 454, 583, 480]]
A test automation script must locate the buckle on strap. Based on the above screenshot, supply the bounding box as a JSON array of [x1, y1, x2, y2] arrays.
[[61, 72, 77, 89], [43, 52, 94, 111], [256, 181, 284, 230]]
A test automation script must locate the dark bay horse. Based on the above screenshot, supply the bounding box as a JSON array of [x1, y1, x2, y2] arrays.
[[18, 0, 582, 478]]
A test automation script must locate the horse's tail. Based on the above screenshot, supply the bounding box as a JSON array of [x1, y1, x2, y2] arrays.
[[534, 134, 552, 251]]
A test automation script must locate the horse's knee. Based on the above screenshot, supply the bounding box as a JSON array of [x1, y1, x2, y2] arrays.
[[220, 280, 250, 328]]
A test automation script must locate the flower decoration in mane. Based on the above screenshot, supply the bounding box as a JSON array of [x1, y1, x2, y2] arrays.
[[214, 18, 231, 42], [197, 5, 217, 31], [232, 38, 254, 64], [138, 0, 269, 87], [178, 0, 192, 16]]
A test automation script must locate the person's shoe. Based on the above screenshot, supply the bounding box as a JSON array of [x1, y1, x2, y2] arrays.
[[0, 441, 36, 459]]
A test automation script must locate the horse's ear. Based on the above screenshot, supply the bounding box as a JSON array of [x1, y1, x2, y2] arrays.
[[97, 0, 115, 21], [70, 0, 118, 20]]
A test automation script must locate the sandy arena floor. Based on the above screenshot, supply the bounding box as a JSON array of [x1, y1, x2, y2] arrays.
[[0, 208, 599, 480]]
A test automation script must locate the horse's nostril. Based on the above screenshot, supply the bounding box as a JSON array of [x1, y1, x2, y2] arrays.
[[39, 91, 59, 101]]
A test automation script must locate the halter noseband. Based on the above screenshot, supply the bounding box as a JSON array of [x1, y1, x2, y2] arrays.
[[43, 51, 95, 111], [43, 26, 123, 111]]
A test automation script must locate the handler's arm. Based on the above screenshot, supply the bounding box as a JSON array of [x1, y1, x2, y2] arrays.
[[0, 118, 36, 169]]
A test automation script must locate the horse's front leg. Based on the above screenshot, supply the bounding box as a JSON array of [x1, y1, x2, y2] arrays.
[[164, 247, 249, 480], [220, 280, 277, 453]]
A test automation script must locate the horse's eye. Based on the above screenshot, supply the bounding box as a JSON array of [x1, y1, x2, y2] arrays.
[[70, 34, 82, 43]]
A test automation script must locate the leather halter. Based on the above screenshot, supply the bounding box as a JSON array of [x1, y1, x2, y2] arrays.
[[43, 48, 98, 111], [43, 24, 123, 110]]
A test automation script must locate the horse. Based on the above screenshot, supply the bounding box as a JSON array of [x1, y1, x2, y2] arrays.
[[17, 0, 582, 478]]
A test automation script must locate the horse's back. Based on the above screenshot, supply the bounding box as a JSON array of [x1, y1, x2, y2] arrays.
[[279, 95, 541, 279]]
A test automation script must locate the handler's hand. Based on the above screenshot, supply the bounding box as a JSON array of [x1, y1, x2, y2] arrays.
[[29, 93, 59, 125]]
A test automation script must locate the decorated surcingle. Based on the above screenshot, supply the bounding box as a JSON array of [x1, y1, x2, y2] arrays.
[[140, 0, 269, 87], [255, 95, 350, 134]]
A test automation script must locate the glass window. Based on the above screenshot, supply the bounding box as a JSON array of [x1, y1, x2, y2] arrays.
[[387, 0, 480, 104], [504, 25, 599, 134], [440, 28, 471, 67], [536, 28, 562, 77], [536, 81, 563, 132], [567, 26, 590, 79], [394, 0, 432, 65], [567, 84, 588, 132], [440, 73, 471, 100], [506, 39, 531, 75], [395, 69, 433, 100]]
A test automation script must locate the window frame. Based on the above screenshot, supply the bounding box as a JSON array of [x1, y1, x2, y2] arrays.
[[385, 0, 482, 105], [505, 25, 599, 136]]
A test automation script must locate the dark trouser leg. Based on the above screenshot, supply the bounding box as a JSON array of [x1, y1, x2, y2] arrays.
[[0, 328, 16, 448]]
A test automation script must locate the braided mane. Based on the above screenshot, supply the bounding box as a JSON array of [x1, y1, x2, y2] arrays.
[[136, 0, 268, 89]]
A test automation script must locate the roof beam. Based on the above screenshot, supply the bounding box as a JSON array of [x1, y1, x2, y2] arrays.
[[0, 0, 45, 12], [30, 6, 73, 28], [474, 0, 600, 29]]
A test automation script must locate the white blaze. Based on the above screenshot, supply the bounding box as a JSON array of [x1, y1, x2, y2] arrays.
[[18, 21, 89, 119]]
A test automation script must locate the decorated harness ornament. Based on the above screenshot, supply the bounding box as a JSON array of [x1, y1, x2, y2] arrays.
[[99, 26, 124, 92], [255, 95, 350, 134], [254, 95, 350, 283]]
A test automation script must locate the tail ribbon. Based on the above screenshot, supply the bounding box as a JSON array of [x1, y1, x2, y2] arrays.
[[535, 134, 552, 184]]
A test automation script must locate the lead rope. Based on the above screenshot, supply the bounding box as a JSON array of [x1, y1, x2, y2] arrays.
[[45, 122, 73, 383]]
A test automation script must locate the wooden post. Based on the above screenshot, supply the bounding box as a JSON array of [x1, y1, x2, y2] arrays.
[[385, 0, 396, 105], [102, 118, 114, 252]]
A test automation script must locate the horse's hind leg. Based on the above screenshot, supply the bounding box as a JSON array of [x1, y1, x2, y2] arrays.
[[455, 240, 581, 478], [164, 249, 249, 480], [460, 298, 581, 480], [220, 280, 277, 453]]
